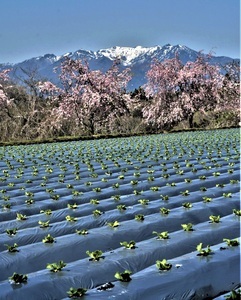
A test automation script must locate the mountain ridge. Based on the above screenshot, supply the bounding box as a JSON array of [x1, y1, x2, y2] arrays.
[[1, 44, 239, 90]]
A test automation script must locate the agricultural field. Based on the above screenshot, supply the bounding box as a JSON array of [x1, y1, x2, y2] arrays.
[[0, 128, 240, 299]]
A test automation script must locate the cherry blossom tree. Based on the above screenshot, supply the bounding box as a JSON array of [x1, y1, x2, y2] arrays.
[[143, 53, 239, 129], [0, 69, 11, 106], [39, 58, 132, 135]]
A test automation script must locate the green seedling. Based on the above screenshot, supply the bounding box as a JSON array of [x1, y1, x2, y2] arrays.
[[223, 238, 239, 247], [209, 215, 221, 223], [67, 287, 87, 298], [50, 194, 60, 201], [114, 270, 132, 282], [224, 289, 241, 299], [150, 186, 159, 191], [86, 250, 103, 261], [153, 231, 169, 240], [112, 195, 121, 201], [6, 228, 18, 236], [42, 234, 55, 244], [117, 204, 126, 211], [9, 272, 28, 284], [90, 199, 99, 205], [107, 221, 120, 228], [182, 202, 192, 209], [135, 214, 145, 221], [138, 199, 149, 205], [76, 229, 88, 235], [25, 199, 35, 205], [5, 243, 19, 253], [66, 184, 74, 189], [67, 203, 78, 209], [46, 260, 66, 272], [156, 259, 172, 271], [223, 192, 232, 198], [38, 220, 50, 228], [65, 215, 77, 222], [16, 213, 27, 221], [112, 183, 120, 189], [216, 183, 225, 188], [180, 190, 190, 196], [196, 243, 212, 256], [120, 240, 136, 249], [160, 195, 169, 201], [40, 209, 52, 215], [203, 196, 212, 203], [92, 209, 103, 217], [181, 223, 194, 231], [133, 190, 143, 195], [233, 209, 241, 216], [160, 207, 170, 215]]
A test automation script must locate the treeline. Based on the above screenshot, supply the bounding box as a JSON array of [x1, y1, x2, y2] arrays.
[[0, 54, 239, 142]]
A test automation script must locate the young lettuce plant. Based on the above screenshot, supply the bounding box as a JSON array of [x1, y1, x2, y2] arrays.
[[203, 196, 212, 203], [223, 192, 232, 198], [196, 243, 212, 256], [224, 289, 241, 300], [25, 199, 35, 205], [153, 231, 169, 240], [66, 215, 77, 222], [138, 199, 149, 205], [76, 229, 88, 235], [42, 234, 55, 244], [5, 243, 19, 253], [6, 228, 18, 236], [16, 213, 27, 221], [181, 223, 194, 231], [156, 259, 172, 271], [92, 209, 103, 217], [67, 203, 78, 210], [112, 195, 121, 201], [67, 287, 87, 298], [160, 194, 169, 201], [135, 214, 145, 221], [120, 240, 136, 249], [133, 189, 143, 195], [223, 238, 240, 247], [233, 209, 241, 216], [114, 270, 132, 282], [107, 221, 120, 228], [9, 272, 28, 285], [160, 207, 170, 215], [86, 250, 103, 261], [209, 215, 221, 223], [40, 209, 52, 216], [182, 202, 192, 209], [117, 204, 126, 211], [150, 186, 159, 192], [180, 190, 190, 196], [90, 199, 100, 205], [46, 260, 66, 272], [38, 220, 50, 228]]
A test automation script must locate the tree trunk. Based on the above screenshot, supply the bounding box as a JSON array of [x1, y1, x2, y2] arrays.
[[188, 114, 194, 128]]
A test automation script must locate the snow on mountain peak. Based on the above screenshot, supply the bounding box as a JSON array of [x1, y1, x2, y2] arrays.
[[96, 45, 161, 65]]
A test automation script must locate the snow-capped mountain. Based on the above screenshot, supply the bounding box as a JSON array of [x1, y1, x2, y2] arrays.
[[1, 44, 238, 90]]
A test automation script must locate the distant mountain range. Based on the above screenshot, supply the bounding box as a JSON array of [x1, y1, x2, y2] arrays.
[[0, 44, 239, 90]]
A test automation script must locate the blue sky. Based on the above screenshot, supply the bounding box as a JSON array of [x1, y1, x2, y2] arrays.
[[0, 0, 240, 63]]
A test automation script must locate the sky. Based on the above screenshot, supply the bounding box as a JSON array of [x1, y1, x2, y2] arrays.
[[0, 0, 240, 64]]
